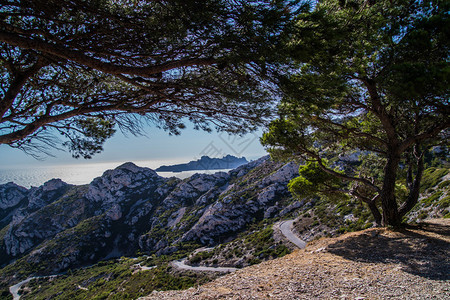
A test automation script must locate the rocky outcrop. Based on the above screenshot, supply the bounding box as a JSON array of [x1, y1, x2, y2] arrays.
[[180, 159, 299, 245], [156, 155, 248, 172], [0, 182, 28, 228], [3, 191, 87, 258], [87, 162, 165, 205], [0, 182, 27, 210]]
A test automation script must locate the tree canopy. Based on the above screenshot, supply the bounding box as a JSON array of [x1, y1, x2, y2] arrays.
[[262, 0, 449, 226], [0, 0, 296, 158]]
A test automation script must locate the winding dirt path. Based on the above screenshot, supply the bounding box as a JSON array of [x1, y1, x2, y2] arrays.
[[9, 277, 34, 300], [171, 219, 306, 273], [279, 219, 307, 249], [9, 275, 57, 300], [171, 259, 237, 273]]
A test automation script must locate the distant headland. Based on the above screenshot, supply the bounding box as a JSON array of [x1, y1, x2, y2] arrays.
[[156, 155, 248, 172]]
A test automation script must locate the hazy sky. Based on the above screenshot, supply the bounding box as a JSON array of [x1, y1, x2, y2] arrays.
[[0, 125, 267, 169]]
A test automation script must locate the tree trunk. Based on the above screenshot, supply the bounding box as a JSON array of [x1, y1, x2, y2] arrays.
[[367, 198, 382, 227], [399, 153, 424, 217], [380, 153, 401, 227]]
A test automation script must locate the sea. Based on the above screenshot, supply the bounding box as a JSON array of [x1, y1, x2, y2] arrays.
[[0, 160, 231, 188]]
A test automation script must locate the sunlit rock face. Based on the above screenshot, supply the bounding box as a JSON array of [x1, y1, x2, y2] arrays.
[[27, 179, 70, 211], [178, 159, 298, 245], [86, 162, 163, 204]]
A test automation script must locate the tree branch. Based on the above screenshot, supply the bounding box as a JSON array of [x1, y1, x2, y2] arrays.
[[0, 57, 48, 120], [399, 150, 425, 217], [0, 30, 217, 77], [399, 121, 450, 153], [314, 115, 387, 146], [301, 147, 382, 193], [362, 77, 399, 148]]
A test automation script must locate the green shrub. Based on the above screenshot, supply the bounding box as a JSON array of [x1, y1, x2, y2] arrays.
[[418, 211, 428, 220], [0, 289, 13, 300], [438, 196, 450, 209], [189, 255, 201, 264], [438, 180, 450, 189], [421, 191, 443, 207], [421, 168, 449, 192], [337, 227, 347, 234]]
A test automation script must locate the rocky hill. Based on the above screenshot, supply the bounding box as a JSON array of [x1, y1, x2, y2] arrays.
[[155, 155, 248, 172]]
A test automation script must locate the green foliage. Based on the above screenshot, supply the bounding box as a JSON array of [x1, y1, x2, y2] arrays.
[[417, 211, 429, 220], [405, 166, 449, 222], [438, 196, 450, 210], [19, 259, 210, 300], [438, 181, 450, 189], [63, 118, 116, 159], [395, 183, 409, 204], [0, 225, 9, 243], [189, 251, 215, 265], [420, 168, 449, 192], [186, 221, 291, 268], [262, 0, 449, 226], [297, 194, 375, 235], [0, 288, 12, 300], [288, 161, 346, 201], [421, 192, 444, 207]]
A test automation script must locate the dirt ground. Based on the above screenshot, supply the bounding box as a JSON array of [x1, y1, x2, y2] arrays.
[[141, 219, 450, 299]]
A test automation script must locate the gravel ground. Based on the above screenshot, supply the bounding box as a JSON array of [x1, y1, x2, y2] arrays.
[[140, 219, 449, 300]]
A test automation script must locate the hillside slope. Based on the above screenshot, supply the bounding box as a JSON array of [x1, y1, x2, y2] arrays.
[[143, 219, 450, 300]]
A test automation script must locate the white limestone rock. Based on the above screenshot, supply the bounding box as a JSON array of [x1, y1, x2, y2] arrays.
[[27, 179, 68, 210], [257, 184, 278, 205], [86, 162, 162, 204], [280, 200, 305, 216], [229, 156, 269, 179], [167, 207, 186, 228], [162, 172, 229, 208], [259, 161, 298, 187], [42, 178, 66, 191], [1, 155, 306, 272]]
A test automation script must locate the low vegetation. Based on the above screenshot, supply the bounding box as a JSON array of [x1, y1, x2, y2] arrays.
[[187, 222, 291, 268], [18, 259, 216, 300], [406, 168, 450, 222]]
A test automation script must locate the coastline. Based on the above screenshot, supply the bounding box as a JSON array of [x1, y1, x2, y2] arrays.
[[0, 162, 232, 188]]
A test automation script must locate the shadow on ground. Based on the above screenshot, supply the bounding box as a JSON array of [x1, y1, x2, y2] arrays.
[[326, 222, 450, 280]]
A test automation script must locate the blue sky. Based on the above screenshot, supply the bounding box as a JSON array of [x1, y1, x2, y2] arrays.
[[0, 125, 267, 168]]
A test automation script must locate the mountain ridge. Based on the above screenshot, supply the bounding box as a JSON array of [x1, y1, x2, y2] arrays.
[[155, 155, 248, 172]]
